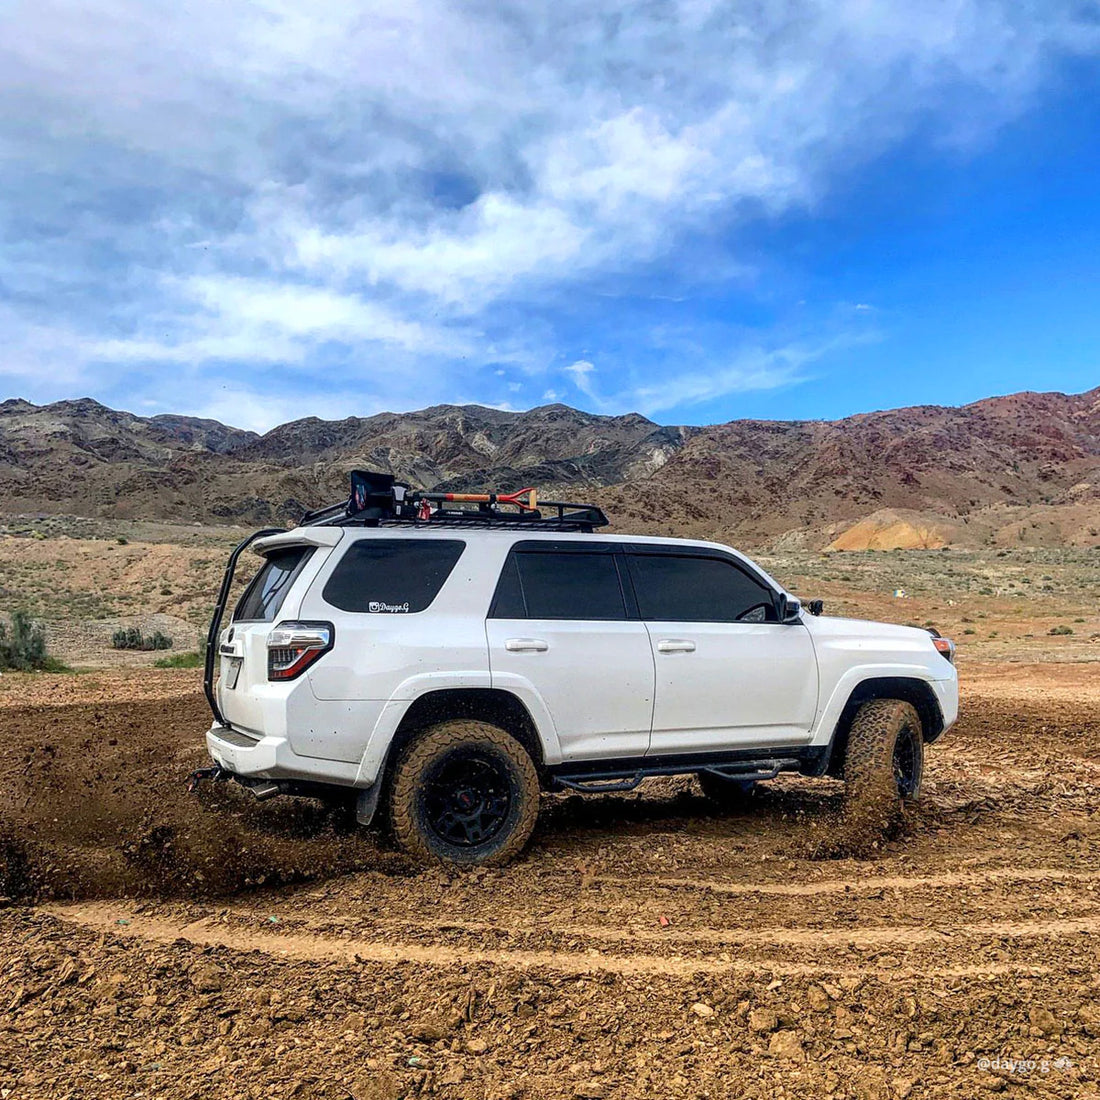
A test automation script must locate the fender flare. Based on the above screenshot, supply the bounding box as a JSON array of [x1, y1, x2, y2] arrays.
[[811, 663, 947, 749], [353, 671, 563, 788], [809, 665, 951, 777]]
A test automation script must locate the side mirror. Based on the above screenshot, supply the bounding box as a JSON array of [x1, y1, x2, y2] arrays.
[[778, 594, 802, 624]]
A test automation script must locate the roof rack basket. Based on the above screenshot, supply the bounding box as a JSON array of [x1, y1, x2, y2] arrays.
[[298, 470, 609, 532]]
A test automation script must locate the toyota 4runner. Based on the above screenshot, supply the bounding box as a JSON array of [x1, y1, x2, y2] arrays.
[[199, 472, 958, 865]]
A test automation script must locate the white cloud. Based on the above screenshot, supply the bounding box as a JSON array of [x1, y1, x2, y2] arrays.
[[89, 276, 472, 365], [564, 359, 598, 401]]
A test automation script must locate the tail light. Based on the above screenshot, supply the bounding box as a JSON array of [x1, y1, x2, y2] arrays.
[[267, 621, 334, 681]]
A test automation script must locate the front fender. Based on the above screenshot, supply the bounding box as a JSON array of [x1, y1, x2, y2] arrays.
[[810, 663, 957, 748]]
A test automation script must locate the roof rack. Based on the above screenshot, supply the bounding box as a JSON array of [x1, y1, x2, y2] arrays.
[[299, 470, 609, 532]]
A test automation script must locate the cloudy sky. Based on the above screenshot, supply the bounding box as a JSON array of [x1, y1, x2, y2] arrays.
[[2, 0, 1099, 431]]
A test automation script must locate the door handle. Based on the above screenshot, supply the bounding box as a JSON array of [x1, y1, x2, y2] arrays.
[[656, 639, 696, 653], [505, 638, 549, 652]]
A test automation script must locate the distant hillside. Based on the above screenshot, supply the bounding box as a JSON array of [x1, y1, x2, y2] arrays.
[[2, 387, 1099, 550]]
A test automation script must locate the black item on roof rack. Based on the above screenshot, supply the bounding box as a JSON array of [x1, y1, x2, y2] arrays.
[[299, 470, 608, 532]]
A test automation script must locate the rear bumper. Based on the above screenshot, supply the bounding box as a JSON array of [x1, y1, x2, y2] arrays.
[[205, 723, 363, 787]]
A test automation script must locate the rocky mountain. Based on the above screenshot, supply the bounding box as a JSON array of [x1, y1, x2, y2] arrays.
[[2, 387, 1099, 550]]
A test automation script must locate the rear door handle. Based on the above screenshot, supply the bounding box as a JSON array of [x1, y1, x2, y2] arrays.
[[505, 638, 549, 652], [656, 639, 696, 653]]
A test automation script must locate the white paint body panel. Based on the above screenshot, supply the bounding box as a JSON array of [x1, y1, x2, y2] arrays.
[[205, 528, 959, 789], [487, 618, 654, 760], [646, 621, 817, 753]]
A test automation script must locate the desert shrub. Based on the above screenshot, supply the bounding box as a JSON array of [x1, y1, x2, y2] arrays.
[[112, 627, 174, 651], [112, 626, 142, 650], [1049, 625, 1074, 636], [0, 610, 64, 671], [116, 536, 128, 545], [154, 651, 203, 669]]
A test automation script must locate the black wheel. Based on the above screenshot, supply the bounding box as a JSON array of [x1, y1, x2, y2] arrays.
[[842, 699, 924, 830], [698, 771, 757, 806], [387, 720, 540, 866], [892, 717, 923, 798]]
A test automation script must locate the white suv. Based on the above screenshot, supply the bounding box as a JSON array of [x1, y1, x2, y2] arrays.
[[199, 473, 958, 865]]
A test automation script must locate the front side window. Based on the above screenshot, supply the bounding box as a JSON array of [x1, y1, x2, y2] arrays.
[[628, 553, 777, 623], [492, 550, 628, 620], [323, 539, 465, 613], [234, 546, 315, 622]]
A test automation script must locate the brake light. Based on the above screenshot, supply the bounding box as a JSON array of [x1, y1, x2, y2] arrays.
[[267, 621, 334, 680], [932, 636, 956, 664]]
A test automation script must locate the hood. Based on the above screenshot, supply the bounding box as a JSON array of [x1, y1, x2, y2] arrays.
[[801, 612, 944, 662]]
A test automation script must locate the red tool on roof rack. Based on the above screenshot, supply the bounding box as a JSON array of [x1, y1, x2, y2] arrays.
[[424, 486, 537, 512]]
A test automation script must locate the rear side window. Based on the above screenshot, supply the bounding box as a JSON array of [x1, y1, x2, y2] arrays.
[[323, 539, 465, 613], [234, 547, 315, 622], [492, 550, 628, 620], [628, 554, 777, 623]]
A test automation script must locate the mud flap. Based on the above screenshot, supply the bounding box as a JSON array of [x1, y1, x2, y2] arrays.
[[355, 783, 382, 827]]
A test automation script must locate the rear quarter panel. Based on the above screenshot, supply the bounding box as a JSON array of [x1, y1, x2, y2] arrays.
[[294, 531, 507, 766]]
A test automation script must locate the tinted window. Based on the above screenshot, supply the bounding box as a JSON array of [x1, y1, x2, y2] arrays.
[[628, 554, 777, 623], [496, 551, 627, 620], [234, 547, 315, 622], [489, 552, 526, 618], [323, 539, 464, 613]]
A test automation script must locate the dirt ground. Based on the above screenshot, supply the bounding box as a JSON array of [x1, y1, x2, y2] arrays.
[[0, 662, 1098, 1099]]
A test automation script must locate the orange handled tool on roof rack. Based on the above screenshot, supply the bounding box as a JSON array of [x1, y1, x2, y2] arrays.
[[420, 487, 538, 512]]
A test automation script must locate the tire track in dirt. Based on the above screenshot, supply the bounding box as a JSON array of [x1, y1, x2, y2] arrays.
[[43, 900, 1092, 979], [582, 865, 1100, 897], [358, 912, 1100, 948]]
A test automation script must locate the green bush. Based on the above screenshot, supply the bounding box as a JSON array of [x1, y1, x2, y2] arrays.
[[154, 651, 204, 669], [0, 611, 64, 671], [112, 627, 174, 651], [1049, 625, 1074, 636]]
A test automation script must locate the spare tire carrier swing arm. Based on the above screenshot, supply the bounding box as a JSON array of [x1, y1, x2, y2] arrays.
[[203, 528, 285, 727]]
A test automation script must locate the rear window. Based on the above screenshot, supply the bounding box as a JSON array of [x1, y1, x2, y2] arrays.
[[234, 546, 315, 622], [323, 539, 465, 613]]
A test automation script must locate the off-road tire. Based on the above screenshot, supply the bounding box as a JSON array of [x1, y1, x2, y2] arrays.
[[841, 699, 924, 831], [697, 772, 757, 806], [387, 720, 540, 867]]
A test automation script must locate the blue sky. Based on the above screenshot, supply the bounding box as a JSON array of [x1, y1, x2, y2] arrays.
[[2, 1, 1099, 432]]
